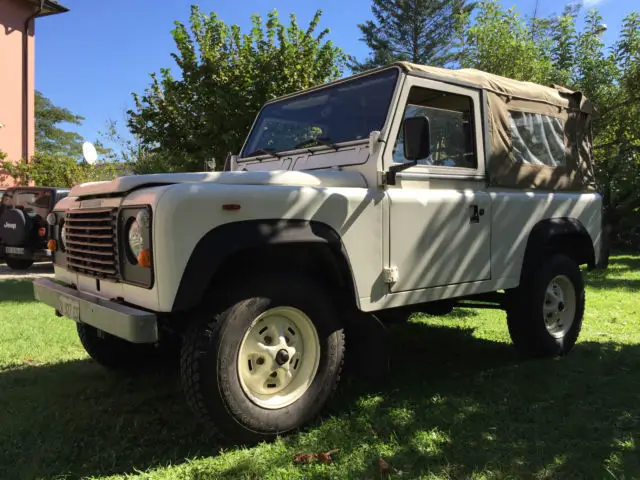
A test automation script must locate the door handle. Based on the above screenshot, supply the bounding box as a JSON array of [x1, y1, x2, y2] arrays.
[[470, 205, 485, 224]]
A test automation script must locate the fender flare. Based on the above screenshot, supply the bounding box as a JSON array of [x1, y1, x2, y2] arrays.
[[172, 219, 357, 312], [522, 217, 596, 277]]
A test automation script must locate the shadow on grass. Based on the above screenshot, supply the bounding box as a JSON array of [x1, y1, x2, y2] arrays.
[[302, 334, 640, 479], [606, 252, 640, 272], [2, 322, 640, 479], [0, 256, 636, 478], [0, 279, 37, 303], [0, 360, 220, 480]]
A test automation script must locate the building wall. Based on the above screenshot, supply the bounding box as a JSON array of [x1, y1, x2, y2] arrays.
[[0, 0, 36, 187]]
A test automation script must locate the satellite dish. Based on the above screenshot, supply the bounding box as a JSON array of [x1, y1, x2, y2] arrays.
[[82, 142, 98, 165]]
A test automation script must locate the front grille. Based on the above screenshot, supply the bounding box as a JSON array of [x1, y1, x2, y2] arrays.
[[64, 208, 118, 279]]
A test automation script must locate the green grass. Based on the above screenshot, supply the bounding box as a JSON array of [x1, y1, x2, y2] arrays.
[[1, 254, 639, 480]]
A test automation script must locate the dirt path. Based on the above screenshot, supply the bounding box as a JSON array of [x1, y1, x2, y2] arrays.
[[0, 262, 54, 281]]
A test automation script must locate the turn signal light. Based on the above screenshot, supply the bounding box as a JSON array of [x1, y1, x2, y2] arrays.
[[38, 227, 47, 237], [137, 248, 152, 268], [222, 204, 241, 211], [47, 239, 57, 252]]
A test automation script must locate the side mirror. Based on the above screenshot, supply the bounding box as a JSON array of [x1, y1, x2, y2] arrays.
[[403, 116, 430, 161]]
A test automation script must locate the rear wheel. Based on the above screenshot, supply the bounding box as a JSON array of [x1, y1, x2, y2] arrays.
[[5, 258, 33, 271], [180, 273, 345, 444], [506, 254, 584, 357]]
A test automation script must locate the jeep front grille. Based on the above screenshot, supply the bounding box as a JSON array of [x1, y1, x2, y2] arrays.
[[64, 208, 118, 279]]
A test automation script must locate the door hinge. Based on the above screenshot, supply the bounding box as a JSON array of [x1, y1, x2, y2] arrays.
[[383, 266, 399, 284]]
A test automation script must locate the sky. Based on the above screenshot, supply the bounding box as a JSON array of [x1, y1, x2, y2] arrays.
[[34, 0, 637, 151]]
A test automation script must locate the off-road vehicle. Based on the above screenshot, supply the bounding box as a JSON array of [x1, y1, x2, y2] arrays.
[[34, 62, 608, 444], [0, 186, 69, 270]]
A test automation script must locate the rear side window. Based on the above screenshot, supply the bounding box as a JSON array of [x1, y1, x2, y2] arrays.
[[509, 111, 566, 166]]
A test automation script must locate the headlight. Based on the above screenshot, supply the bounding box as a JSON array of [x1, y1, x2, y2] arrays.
[[127, 219, 145, 262], [119, 207, 153, 287]]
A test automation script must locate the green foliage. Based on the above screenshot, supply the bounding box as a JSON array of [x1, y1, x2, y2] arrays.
[[352, 0, 475, 72], [456, 1, 553, 82], [34, 90, 85, 158], [1, 152, 117, 188], [127, 6, 348, 172]]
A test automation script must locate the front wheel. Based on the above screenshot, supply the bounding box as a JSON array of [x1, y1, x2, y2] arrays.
[[506, 254, 585, 358], [180, 273, 345, 444]]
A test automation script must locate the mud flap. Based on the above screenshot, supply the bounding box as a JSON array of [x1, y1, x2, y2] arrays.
[[342, 311, 390, 381]]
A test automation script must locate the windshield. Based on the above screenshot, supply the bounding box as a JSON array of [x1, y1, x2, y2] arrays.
[[241, 68, 399, 158]]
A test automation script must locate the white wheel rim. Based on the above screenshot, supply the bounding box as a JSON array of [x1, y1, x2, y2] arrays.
[[543, 275, 576, 338], [237, 306, 321, 409]]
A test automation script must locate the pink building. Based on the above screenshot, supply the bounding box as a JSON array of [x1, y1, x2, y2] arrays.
[[0, 0, 67, 186]]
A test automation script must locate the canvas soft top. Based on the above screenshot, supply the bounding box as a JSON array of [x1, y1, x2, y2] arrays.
[[395, 61, 597, 191]]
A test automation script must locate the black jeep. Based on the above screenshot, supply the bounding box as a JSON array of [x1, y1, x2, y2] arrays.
[[0, 187, 70, 270]]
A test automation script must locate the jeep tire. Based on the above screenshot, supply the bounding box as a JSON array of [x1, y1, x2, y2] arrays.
[[77, 323, 159, 370], [5, 258, 34, 271], [180, 273, 345, 444], [506, 254, 585, 358]]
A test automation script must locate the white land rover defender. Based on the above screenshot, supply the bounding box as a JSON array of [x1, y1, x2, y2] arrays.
[[34, 62, 608, 444]]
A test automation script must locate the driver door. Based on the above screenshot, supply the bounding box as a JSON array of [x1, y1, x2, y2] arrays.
[[385, 76, 492, 293]]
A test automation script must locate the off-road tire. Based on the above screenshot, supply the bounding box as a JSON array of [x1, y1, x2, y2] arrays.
[[506, 254, 585, 358], [180, 273, 345, 445], [77, 323, 159, 370], [5, 258, 34, 271]]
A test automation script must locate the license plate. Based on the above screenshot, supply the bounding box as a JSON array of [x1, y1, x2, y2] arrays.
[[59, 295, 80, 321], [5, 247, 24, 255]]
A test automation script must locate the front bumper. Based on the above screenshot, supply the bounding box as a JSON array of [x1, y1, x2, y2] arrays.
[[33, 278, 158, 343]]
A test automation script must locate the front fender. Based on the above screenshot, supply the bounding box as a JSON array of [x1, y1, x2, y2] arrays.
[[152, 182, 383, 313]]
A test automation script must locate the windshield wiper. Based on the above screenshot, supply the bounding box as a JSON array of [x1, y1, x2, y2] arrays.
[[244, 148, 282, 159], [295, 137, 340, 151]]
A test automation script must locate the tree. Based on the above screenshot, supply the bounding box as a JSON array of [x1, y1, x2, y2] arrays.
[[127, 6, 348, 173], [351, 0, 475, 72], [1, 92, 118, 187], [456, 1, 553, 82], [34, 90, 84, 158]]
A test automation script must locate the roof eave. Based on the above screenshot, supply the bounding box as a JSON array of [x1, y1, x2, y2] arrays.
[[29, 0, 69, 18]]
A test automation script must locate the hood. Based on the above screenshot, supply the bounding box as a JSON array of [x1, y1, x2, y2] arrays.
[[69, 170, 368, 198]]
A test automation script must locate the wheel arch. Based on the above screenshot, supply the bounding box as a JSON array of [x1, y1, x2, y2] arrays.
[[521, 217, 596, 281], [171, 219, 359, 312]]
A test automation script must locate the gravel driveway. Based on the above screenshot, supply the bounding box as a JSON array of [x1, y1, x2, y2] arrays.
[[0, 262, 54, 281]]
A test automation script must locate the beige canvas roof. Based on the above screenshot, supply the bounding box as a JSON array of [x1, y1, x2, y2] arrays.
[[394, 61, 597, 191], [396, 61, 594, 115]]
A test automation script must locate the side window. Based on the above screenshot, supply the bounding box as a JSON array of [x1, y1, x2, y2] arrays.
[[393, 87, 476, 169], [509, 111, 566, 166]]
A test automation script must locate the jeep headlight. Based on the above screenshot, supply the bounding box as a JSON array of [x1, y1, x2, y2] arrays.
[[126, 210, 150, 263]]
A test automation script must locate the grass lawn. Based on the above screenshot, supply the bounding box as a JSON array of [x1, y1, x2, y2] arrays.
[[0, 254, 639, 480]]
